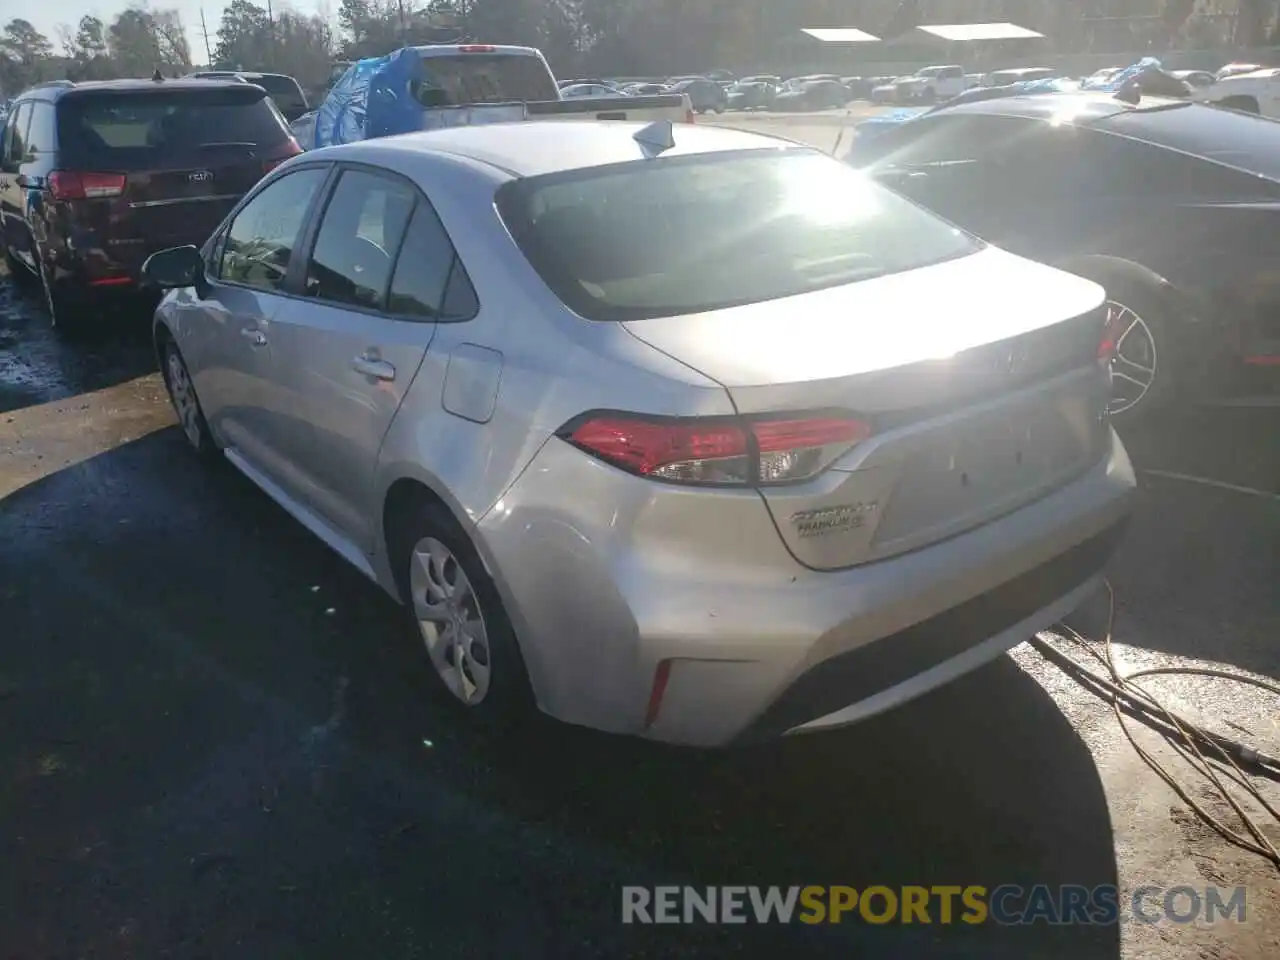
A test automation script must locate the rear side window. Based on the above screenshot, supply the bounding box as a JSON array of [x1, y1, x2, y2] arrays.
[[387, 202, 475, 319], [1095, 104, 1280, 181], [25, 103, 56, 154], [304, 169, 416, 310], [3, 102, 31, 164], [252, 75, 306, 106], [417, 53, 559, 104], [219, 167, 327, 291], [497, 150, 979, 322], [56, 90, 290, 167]]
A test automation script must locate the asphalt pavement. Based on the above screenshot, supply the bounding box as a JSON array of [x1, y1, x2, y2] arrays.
[[1, 228, 1278, 958]]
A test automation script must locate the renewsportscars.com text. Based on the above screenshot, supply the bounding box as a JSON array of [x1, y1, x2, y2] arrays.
[[621, 885, 1248, 926]]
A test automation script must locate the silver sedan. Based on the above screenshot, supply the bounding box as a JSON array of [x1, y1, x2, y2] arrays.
[[144, 120, 1135, 746]]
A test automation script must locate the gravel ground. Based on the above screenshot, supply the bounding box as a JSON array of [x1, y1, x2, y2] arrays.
[[1, 219, 1277, 959]]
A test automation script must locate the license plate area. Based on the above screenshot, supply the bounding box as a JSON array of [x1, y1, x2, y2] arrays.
[[872, 403, 1085, 549]]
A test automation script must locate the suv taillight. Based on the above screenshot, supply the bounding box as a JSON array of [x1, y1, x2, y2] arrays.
[[561, 413, 870, 486], [49, 171, 126, 201], [263, 140, 304, 174]]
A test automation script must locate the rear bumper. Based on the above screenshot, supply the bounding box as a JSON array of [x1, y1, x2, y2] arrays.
[[479, 428, 1136, 747]]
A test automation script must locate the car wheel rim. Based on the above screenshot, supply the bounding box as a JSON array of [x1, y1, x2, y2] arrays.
[[409, 536, 491, 706], [166, 350, 203, 447], [1103, 300, 1157, 415]]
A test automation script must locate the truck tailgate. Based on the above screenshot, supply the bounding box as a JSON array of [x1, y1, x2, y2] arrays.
[[526, 94, 692, 123]]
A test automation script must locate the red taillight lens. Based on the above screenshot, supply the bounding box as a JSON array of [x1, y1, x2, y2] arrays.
[[49, 171, 126, 201], [563, 414, 870, 485], [752, 417, 873, 483], [263, 140, 303, 174], [458, 45, 496, 52]]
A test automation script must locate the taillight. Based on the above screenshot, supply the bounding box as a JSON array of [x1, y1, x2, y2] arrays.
[[458, 45, 496, 52], [561, 413, 870, 486], [48, 171, 126, 201], [263, 140, 304, 174]]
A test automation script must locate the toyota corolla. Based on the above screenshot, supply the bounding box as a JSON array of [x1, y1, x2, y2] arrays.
[[144, 121, 1136, 746]]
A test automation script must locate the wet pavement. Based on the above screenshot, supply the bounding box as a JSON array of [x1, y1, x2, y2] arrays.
[[1, 269, 1278, 959]]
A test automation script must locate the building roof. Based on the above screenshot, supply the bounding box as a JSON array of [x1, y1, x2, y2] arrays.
[[917, 22, 1046, 41], [800, 28, 882, 43]]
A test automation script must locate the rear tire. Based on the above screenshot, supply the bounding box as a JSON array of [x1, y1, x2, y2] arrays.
[[390, 499, 533, 728], [1070, 266, 1178, 425], [38, 259, 89, 336]]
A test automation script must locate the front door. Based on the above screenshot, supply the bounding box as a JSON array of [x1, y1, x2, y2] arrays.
[[0, 102, 32, 263], [270, 166, 470, 550], [176, 165, 330, 485]]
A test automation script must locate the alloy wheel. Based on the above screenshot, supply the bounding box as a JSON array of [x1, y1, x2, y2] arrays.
[[1102, 300, 1158, 416], [409, 536, 492, 706], [166, 349, 204, 448]]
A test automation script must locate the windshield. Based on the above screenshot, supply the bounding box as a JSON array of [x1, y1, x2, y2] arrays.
[[57, 89, 290, 167], [418, 53, 558, 104], [496, 150, 979, 322]]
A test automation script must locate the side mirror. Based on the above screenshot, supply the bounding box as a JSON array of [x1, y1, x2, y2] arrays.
[[142, 245, 205, 291]]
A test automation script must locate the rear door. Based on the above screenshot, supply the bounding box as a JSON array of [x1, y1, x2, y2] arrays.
[[267, 165, 474, 550], [56, 85, 297, 262]]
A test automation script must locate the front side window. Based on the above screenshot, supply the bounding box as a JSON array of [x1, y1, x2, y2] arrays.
[[220, 167, 327, 291], [4, 103, 31, 166], [304, 169, 416, 309], [498, 149, 980, 322]]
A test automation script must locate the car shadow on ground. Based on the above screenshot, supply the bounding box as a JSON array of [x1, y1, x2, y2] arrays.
[[0, 428, 1120, 958], [1108, 409, 1280, 682], [0, 276, 158, 416]]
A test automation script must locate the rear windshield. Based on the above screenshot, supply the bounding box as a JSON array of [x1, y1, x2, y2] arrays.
[[497, 150, 980, 322], [1096, 103, 1280, 180], [245, 75, 307, 110], [57, 90, 289, 166], [419, 53, 558, 104]]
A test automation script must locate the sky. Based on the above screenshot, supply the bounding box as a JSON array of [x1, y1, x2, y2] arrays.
[[22, 1, 332, 66]]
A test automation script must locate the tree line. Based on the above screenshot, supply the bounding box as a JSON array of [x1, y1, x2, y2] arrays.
[[4, 1, 1280, 99]]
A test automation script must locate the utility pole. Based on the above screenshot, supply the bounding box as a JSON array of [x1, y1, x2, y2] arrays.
[[199, 8, 213, 65], [399, 0, 408, 43], [265, 0, 275, 54]]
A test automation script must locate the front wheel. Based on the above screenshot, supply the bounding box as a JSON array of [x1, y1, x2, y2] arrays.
[[160, 337, 219, 458]]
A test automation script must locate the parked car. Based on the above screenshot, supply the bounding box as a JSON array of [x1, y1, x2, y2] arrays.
[[623, 82, 670, 96], [1083, 67, 1124, 87], [871, 76, 914, 103], [1168, 69, 1216, 91], [847, 93, 1280, 420], [895, 65, 969, 103], [1192, 66, 1280, 116], [774, 78, 849, 111], [187, 70, 310, 121], [1215, 62, 1264, 81], [986, 67, 1057, 87], [144, 120, 1134, 746], [726, 80, 777, 111], [668, 78, 727, 113], [560, 83, 627, 99], [842, 76, 873, 99], [0, 77, 301, 331]]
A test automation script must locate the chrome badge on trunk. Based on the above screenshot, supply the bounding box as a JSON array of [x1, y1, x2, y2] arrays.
[[791, 502, 880, 539]]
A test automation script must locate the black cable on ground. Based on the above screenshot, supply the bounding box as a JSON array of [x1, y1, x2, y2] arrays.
[[1029, 580, 1280, 872]]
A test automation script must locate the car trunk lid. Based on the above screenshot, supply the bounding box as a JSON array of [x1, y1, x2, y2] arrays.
[[623, 247, 1112, 569]]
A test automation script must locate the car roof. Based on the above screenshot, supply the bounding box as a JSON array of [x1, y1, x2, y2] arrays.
[[22, 77, 257, 101], [930, 91, 1185, 124], [329, 121, 795, 180]]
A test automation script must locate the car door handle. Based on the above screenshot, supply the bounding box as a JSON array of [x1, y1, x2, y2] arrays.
[[240, 327, 268, 347], [351, 353, 396, 381]]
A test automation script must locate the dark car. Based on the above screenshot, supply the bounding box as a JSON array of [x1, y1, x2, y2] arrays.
[[726, 80, 777, 111], [774, 78, 850, 111], [188, 70, 311, 121], [847, 93, 1280, 420], [668, 78, 727, 114], [0, 78, 301, 331]]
